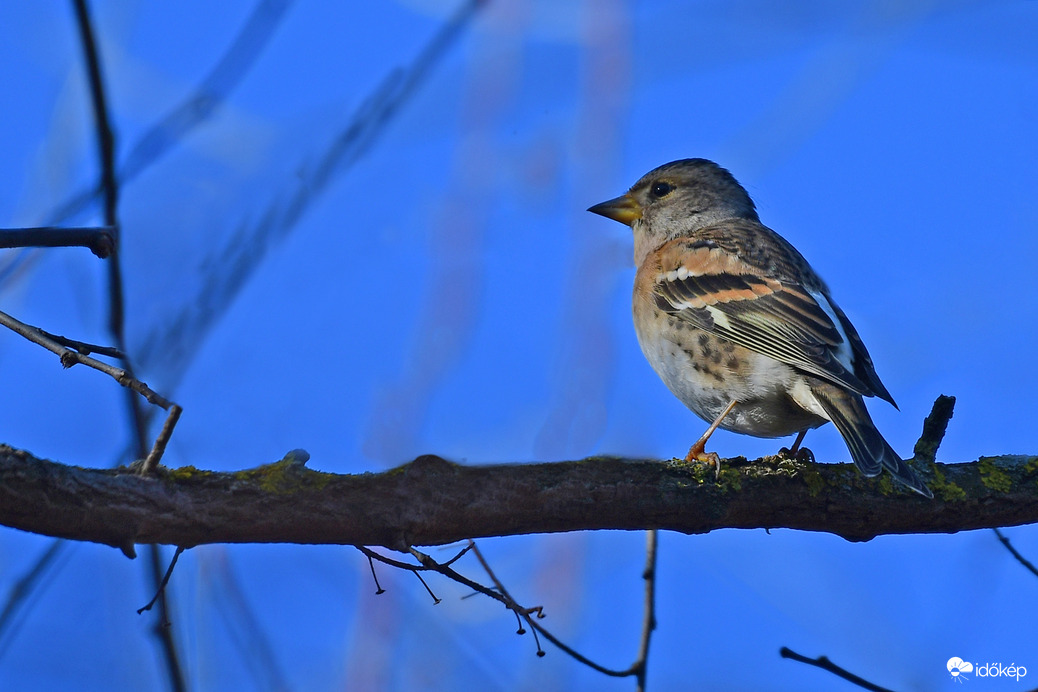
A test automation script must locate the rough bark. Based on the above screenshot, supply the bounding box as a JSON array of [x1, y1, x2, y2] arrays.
[[2, 442, 1036, 558]]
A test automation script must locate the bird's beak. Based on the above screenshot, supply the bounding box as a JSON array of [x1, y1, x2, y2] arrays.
[[588, 193, 642, 226]]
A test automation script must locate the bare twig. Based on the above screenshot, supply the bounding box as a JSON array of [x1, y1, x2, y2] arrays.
[[634, 530, 658, 692], [780, 647, 894, 692], [0, 226, 114, 258], [912, 394, 955, 466], [138, 546, 185, 614], [0, 309, 174, 409], [70, 0, 158, 467], [442, 543, 473, 567], [366, 542, 656, 680], [70, 0, 154, 468], [413, 571, 442, 605], [357, 546, 426, 572], [139, 405, 183, 475], [72, 0, 121, 333], [993, 528, 1038, 579], [365, 553, 387, 595], [143, 546, 184, 692], [359, 544, 551, 656], [357, 545, 473, 577], [0, 307, 182, 472], [32, 328, 124, 359], [467, 542, 640, 676]]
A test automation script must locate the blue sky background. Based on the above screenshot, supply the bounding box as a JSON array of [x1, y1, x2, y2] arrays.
[[1, 1, 1036, 690]]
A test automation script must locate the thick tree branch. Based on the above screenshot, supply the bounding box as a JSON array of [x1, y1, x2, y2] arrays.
[[1, 443, 1036, 555]]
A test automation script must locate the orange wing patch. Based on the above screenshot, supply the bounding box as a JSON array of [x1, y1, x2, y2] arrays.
[[654, 245, 782, 310]]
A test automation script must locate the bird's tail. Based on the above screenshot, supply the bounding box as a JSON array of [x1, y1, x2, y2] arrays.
[[814, 384, 933, 498]]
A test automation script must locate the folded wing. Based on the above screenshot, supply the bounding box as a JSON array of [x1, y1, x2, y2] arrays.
[[652, 240, 895, 405]]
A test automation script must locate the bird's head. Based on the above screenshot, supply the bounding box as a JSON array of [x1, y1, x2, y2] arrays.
[[588, 158, 759, 262]]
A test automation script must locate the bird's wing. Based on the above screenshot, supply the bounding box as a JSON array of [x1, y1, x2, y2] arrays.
[[651, 238, 886, 400]]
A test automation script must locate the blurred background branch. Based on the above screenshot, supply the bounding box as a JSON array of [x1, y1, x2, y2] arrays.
[[70, 0, 187, 688]]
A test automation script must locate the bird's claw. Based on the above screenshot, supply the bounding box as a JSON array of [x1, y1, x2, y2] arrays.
[[685, 449, 723, 479], [778, 446, 815, 464]]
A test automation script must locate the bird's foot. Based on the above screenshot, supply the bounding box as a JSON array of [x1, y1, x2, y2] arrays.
[[685, 443, 722, 480], [778, 446, 815, 464], [683, 399, 737, 480]]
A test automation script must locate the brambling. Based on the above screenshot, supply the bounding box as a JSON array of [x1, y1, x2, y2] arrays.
[[589, 158, 931, 497]]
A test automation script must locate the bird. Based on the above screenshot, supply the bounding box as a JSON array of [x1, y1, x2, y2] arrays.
[[588, 158, 932, 497]]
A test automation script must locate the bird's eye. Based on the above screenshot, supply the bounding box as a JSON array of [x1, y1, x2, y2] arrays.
[[650, 182, 674, 198]]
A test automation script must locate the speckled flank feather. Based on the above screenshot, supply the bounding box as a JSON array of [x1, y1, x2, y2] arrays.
[[649, 235, 883, 402]]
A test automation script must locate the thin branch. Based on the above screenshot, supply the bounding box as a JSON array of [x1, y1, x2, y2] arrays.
[[357, 545, 473, 578], [0, 226, 114, 258], [365, 553, 387, 595], [0, 309, 175, 409], [138, 546, 185, 614], [993, 528, 1038, 579], [360, 545, 530, 620], [442, 543, 473, 567], [70, 0, 152, 470], [71, 2, 184, 690], [412, 570, 441, 605], [0, 308, 182, 474], [365, 542, 652, 679], [357, 546, 429, 573], [780, 647, 894, 692], [143, 544, 183, 692], [70, 0, 156, 469], [361, 545, 525, 622], [912, 394, 955, 466], [468, 543, 636, 675], [139, 404, 183, 475], [634, 530, 658, 692], [32, 328, 125, 359], [72, 0, 121, 334], [72, 0, 117, 225]]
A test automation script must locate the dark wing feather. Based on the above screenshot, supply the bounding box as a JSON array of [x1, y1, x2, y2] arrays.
[[826, 300, 897, 407]]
